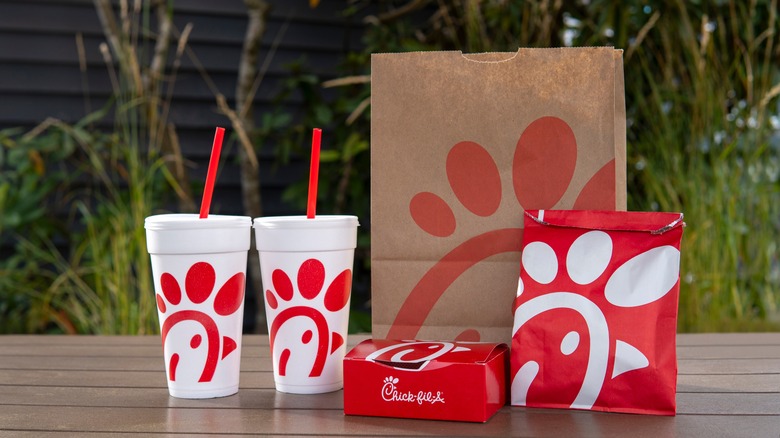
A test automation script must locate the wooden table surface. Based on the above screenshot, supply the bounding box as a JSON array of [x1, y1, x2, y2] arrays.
[[0, 333, 779, 437]]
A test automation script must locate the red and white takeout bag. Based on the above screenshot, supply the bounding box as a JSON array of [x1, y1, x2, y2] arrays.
[[511, 209, 684, 415]]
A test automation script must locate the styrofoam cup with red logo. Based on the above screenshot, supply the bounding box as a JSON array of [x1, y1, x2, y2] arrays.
[[145, 214, 251, 399], [253, 215, 359, 394]]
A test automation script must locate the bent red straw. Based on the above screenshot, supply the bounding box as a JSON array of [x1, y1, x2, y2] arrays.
[[199, 127, 226, 219], [307, 128, 322, 219]]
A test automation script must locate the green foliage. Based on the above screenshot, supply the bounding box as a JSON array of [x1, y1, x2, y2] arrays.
[[0, 126, 73, 235], [0, 112, 175, 334], [594, 0, 780, 331], [0, 123, 78, 333], [0, 0, 185, 334]]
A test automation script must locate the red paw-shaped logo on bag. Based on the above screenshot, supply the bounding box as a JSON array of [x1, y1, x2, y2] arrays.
[[511, 213, 682, 415], [265, 258, 352, 377], [156, 262, 245, 382], [390, 116, 617, 341]]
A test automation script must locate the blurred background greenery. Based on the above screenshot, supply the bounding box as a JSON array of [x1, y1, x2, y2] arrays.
[[0, 0, 778, 334]]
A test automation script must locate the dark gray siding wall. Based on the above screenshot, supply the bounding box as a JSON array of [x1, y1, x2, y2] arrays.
[[0, 0, 366, 216]]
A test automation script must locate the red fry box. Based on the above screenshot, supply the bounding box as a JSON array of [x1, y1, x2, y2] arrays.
[[343, 339, 508, 422]]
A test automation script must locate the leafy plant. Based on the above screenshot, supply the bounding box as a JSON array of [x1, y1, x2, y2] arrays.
[[0, 0, 189, 334], [0, 124, 77, 333], [615, 1, 780, 330], [0, 111, 177, 334]]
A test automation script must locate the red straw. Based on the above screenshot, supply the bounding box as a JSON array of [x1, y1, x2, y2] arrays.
[[307, 128, 322, 219], [199, 127, 226, 219]]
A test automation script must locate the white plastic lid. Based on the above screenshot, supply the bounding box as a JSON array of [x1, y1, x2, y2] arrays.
[[145, 214, 252, 231], [253, 215, 359, 252], [252, 215, 359, 230]]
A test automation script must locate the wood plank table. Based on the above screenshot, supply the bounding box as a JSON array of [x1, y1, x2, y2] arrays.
[[0, 334, 778, 437]]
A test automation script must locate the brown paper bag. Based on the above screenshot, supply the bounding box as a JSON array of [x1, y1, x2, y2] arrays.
[[371, 48, 626, 343]]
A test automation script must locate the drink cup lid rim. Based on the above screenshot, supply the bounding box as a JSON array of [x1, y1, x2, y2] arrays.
[[253, 215, 359, 229], [145, 214, 252, 230]]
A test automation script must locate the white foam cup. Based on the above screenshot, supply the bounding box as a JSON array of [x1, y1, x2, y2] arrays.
[[253, 215, 359, 394], [145, 214, 251, 398]]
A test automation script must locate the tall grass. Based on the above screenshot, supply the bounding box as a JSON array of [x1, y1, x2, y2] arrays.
[[2, 114, 173, 334], [619, 1, 780, 331], [0, 1, 189, 334], [45, 0, 191, 334]]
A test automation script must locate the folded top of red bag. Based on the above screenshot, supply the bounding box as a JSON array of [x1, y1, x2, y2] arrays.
[[525, 210, 684, 234]]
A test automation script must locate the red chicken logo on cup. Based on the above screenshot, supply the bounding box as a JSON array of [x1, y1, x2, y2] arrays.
[[156, 261, 244, 383]]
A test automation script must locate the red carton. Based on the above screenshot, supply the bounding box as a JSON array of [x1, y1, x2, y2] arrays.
[[343, 339, 508, 422]]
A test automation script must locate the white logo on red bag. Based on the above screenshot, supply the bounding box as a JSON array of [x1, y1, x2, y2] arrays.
[[381, 376, 445, 405], [512, 230, 680, 410]]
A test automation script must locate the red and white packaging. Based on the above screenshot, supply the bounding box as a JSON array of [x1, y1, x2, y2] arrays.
[[344, 339, 508, 422], [511, 209, 684, 415]]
